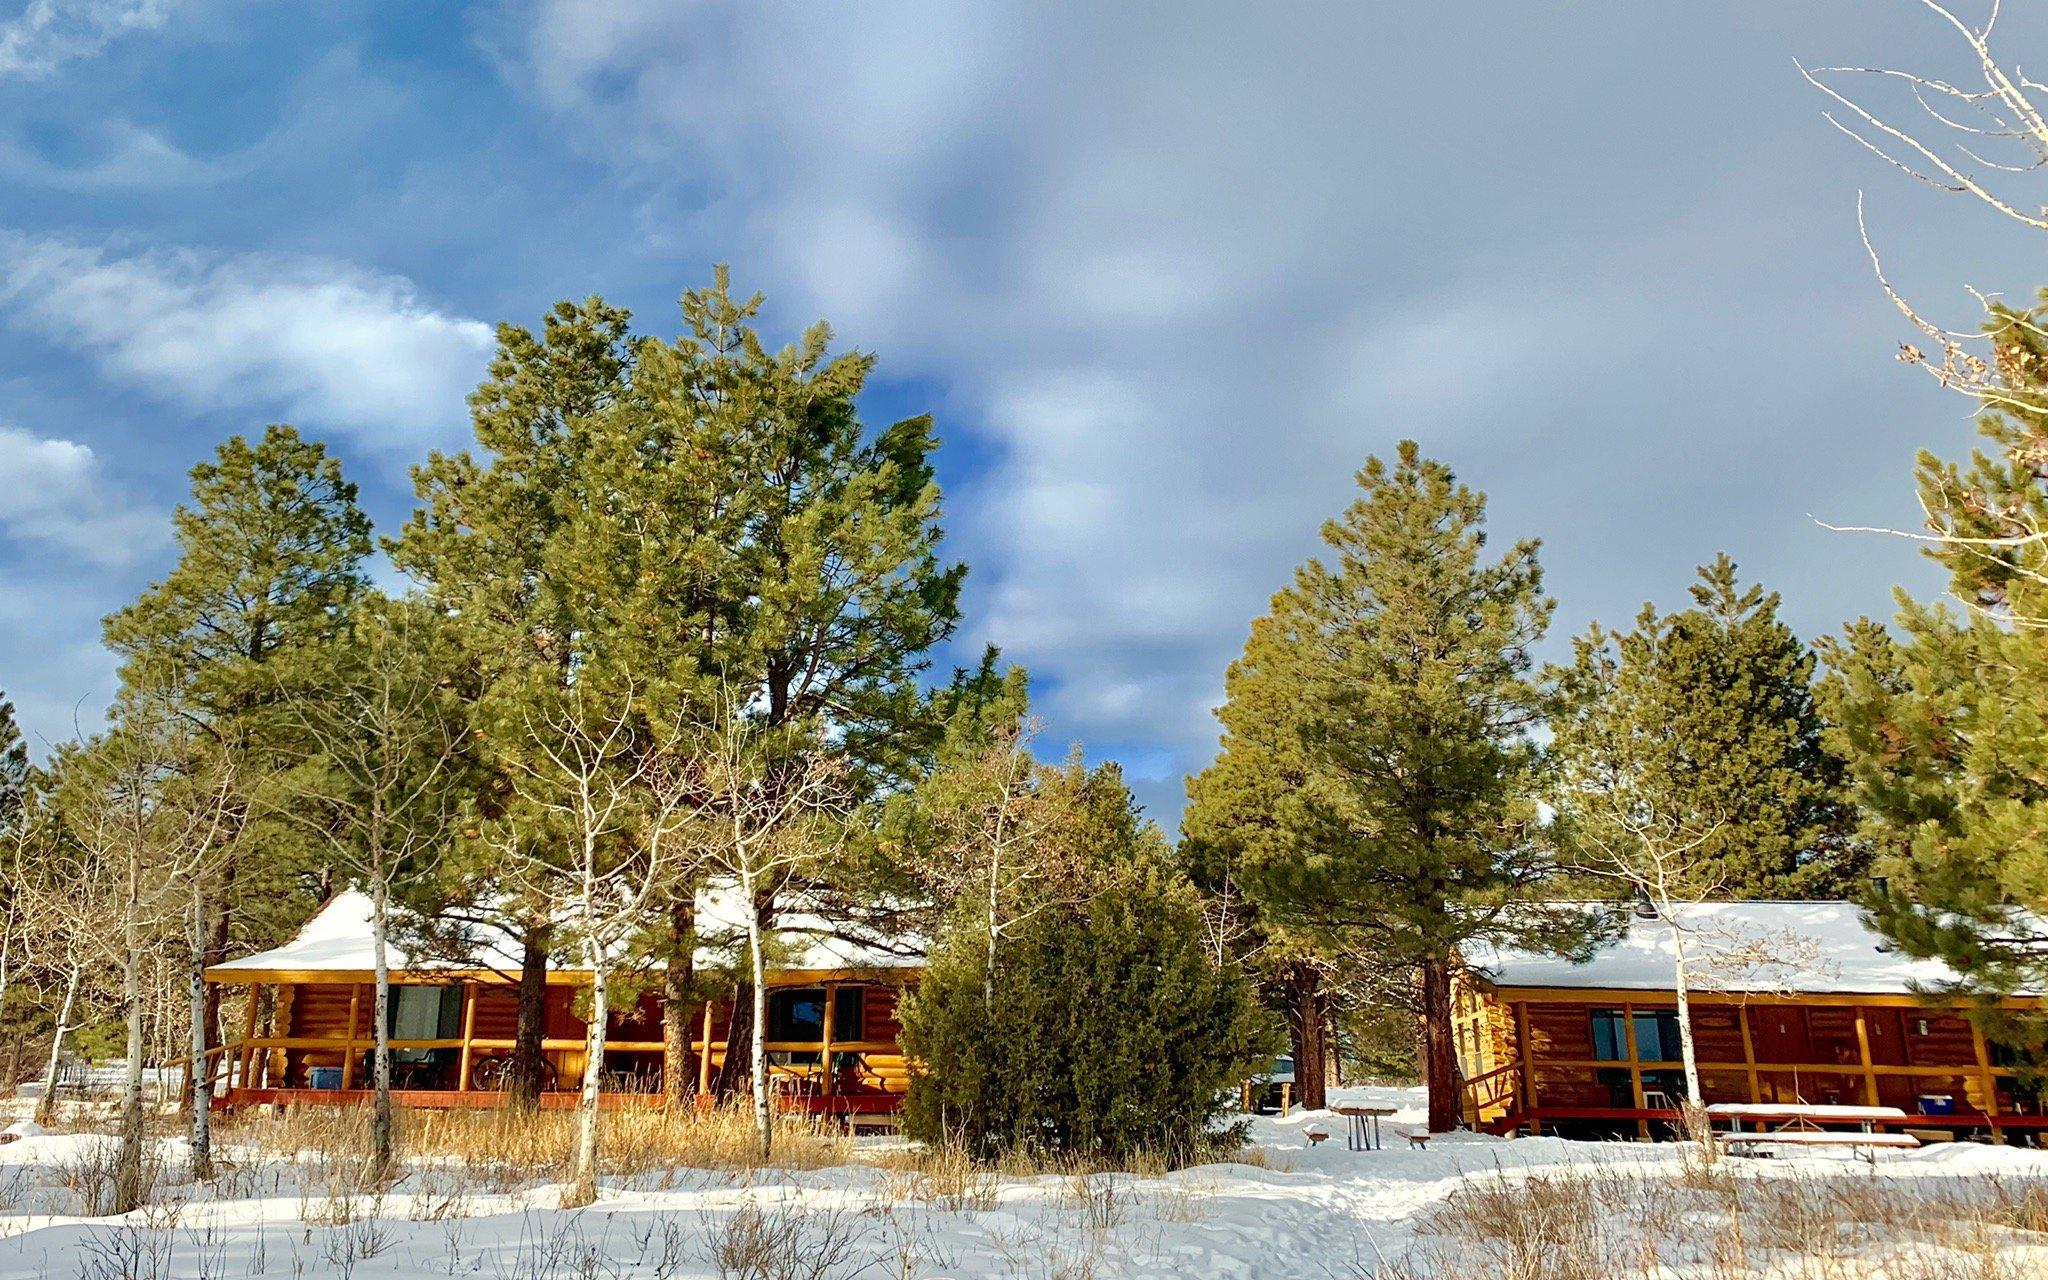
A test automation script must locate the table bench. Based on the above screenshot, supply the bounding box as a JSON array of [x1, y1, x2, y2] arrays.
[[1720, 1131, 1921, 1164]]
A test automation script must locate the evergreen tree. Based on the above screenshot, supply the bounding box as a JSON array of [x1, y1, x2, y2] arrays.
[[901, 766, 1273, 1161], [1185, 441, 1588, 1132], [1822, 295, 2048, 1033], [0, 691, 26, 831], [105, 426, 373, 718], [1550, 556, 1862, 900], [394, 296, 635, 1106], [394, 274, 964, 1105], [0, 691, 32, 1080], [99, 425, 370, 1148]]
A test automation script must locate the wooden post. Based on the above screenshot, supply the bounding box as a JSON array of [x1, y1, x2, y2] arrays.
[[820, 983, 836, 1098], [237, 986, 261, 1092], [1514, 1002, 1539, 1136], [339, 985, 362, 1090], [1971, 1022, 2005, 1144], [1622, 1002, 1647, 1140], [456, 985, 478, 1092], [270, 985, 293, 1089], [1738, 1004, 1760, 1103], [697, 999, 715, 1098], [1853, 1008, 1880, 1106]]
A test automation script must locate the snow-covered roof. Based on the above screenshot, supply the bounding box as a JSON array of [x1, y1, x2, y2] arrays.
[[210, 885, 920, 977], [1469, 901, 2034, 998]]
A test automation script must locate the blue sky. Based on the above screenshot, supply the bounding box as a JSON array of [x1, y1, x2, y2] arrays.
[[0, 1, 2041, 822]]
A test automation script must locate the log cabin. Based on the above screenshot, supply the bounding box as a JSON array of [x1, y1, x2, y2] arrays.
[[201, 888, 918, 1117], [1454, 901, 2047, 1142]]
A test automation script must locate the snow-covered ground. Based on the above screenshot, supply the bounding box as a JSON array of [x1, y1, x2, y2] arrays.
[[4, 1086, 2047, 1278]]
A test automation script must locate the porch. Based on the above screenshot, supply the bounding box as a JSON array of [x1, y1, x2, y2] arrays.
[[1458, 989, 2047, 1141], [198, 974, 912, 1113]]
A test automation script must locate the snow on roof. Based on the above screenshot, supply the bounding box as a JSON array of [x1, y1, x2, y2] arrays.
[[210, 884, 920, 977], [1469, 901, 2032, 997]]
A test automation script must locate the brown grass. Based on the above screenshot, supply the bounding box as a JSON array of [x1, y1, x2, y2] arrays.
[[218, 1103, 852, 1192], [1360, 1163, 2048, 1280]]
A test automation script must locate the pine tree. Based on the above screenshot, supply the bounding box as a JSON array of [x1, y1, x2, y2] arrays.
[[395, 296, 641, 1107], [394, 274, 964, 1105], [1822, 294, 2048, 1033], [0, 691, 33, 1080], [1550, 556, 1861, 900], [100, 424, 370, 1157], [1185, 441, 1589, 1132], [0, 692, 26, 832]]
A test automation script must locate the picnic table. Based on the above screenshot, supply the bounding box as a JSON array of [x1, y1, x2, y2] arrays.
[[1704, 1103, 1919, 1163], [1333, 1105, 1398, 1151], [1704, 1103, 1907, 1135]]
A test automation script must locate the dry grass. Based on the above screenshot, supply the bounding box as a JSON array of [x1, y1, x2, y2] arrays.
[[1359, 1162, 2048, 1280], [219, 1102, 852, 1192]]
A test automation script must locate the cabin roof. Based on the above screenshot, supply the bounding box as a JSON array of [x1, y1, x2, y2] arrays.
[[208, 885, 922, 979], [1468, 900, 2037, 998]]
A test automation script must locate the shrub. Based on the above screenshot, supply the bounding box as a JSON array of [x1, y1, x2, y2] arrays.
[[901, 856, 1276, 1162]]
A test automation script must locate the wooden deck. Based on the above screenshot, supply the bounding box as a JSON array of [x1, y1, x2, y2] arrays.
[[1471, 1104, 2048, 1138]]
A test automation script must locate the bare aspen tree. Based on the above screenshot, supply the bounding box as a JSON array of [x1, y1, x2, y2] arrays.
[[1804, 2, 2048, 617], [17, 842, 99, 1129], [667, 706, 849, 1160], [34, 964, 82, 1126], [269, 601, 468, 1183], [46, 704, 234, 1213], [888, 717, 1083, 1006], [488, 676, 691, 1208], [1562, 798, 1725, 1107]]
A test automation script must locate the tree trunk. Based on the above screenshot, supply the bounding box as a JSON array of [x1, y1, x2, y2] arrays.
[[712, 984, 754, 1099], [186, 887, 214, 1180], [660, 898, 696, 1109], [34, 965, 80, 1127], [1286, 964, 1329, 1111], [198, 872, 231, 1095], [510, 924, 549, 1110], [0, 908, 13, 1085], [565, 949, 606, 1208], [747, 906, 772, 1159], [1420, 957, 1460, 1134], [369, 877, 395, 1183], [1671, 928, 1702, 1104], [114, 950, 147, 1214]]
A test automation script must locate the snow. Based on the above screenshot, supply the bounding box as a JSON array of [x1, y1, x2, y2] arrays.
[[1705, 1103, 1905, 1119], [6, 1085, 2048, 1278], [1469, 900, 2032, 996], [211, 885, 921, 977]]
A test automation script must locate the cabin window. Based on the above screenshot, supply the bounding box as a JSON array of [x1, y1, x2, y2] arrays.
[[388, 986, 462, 1041], [835, 986, 865, 1042], [768, 988, 827, 1042], [766, 986, 866, 1043], [1590, 1010, 1681, 1062]]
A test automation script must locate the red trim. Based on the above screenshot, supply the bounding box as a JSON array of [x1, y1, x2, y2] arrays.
[[216, 1087, 903, 1115], [1513, 1105, 2048, 1131]]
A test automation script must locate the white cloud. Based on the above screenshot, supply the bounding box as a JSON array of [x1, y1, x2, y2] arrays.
[[0, 118, 237, 189], [0, 0, 174, 78], [499, 2, 1990, 821], [0, 423, 161, 565], [0, 231, 494, 457]]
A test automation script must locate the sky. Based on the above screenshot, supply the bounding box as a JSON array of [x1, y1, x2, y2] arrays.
[[0, 0, 2041, 824]]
